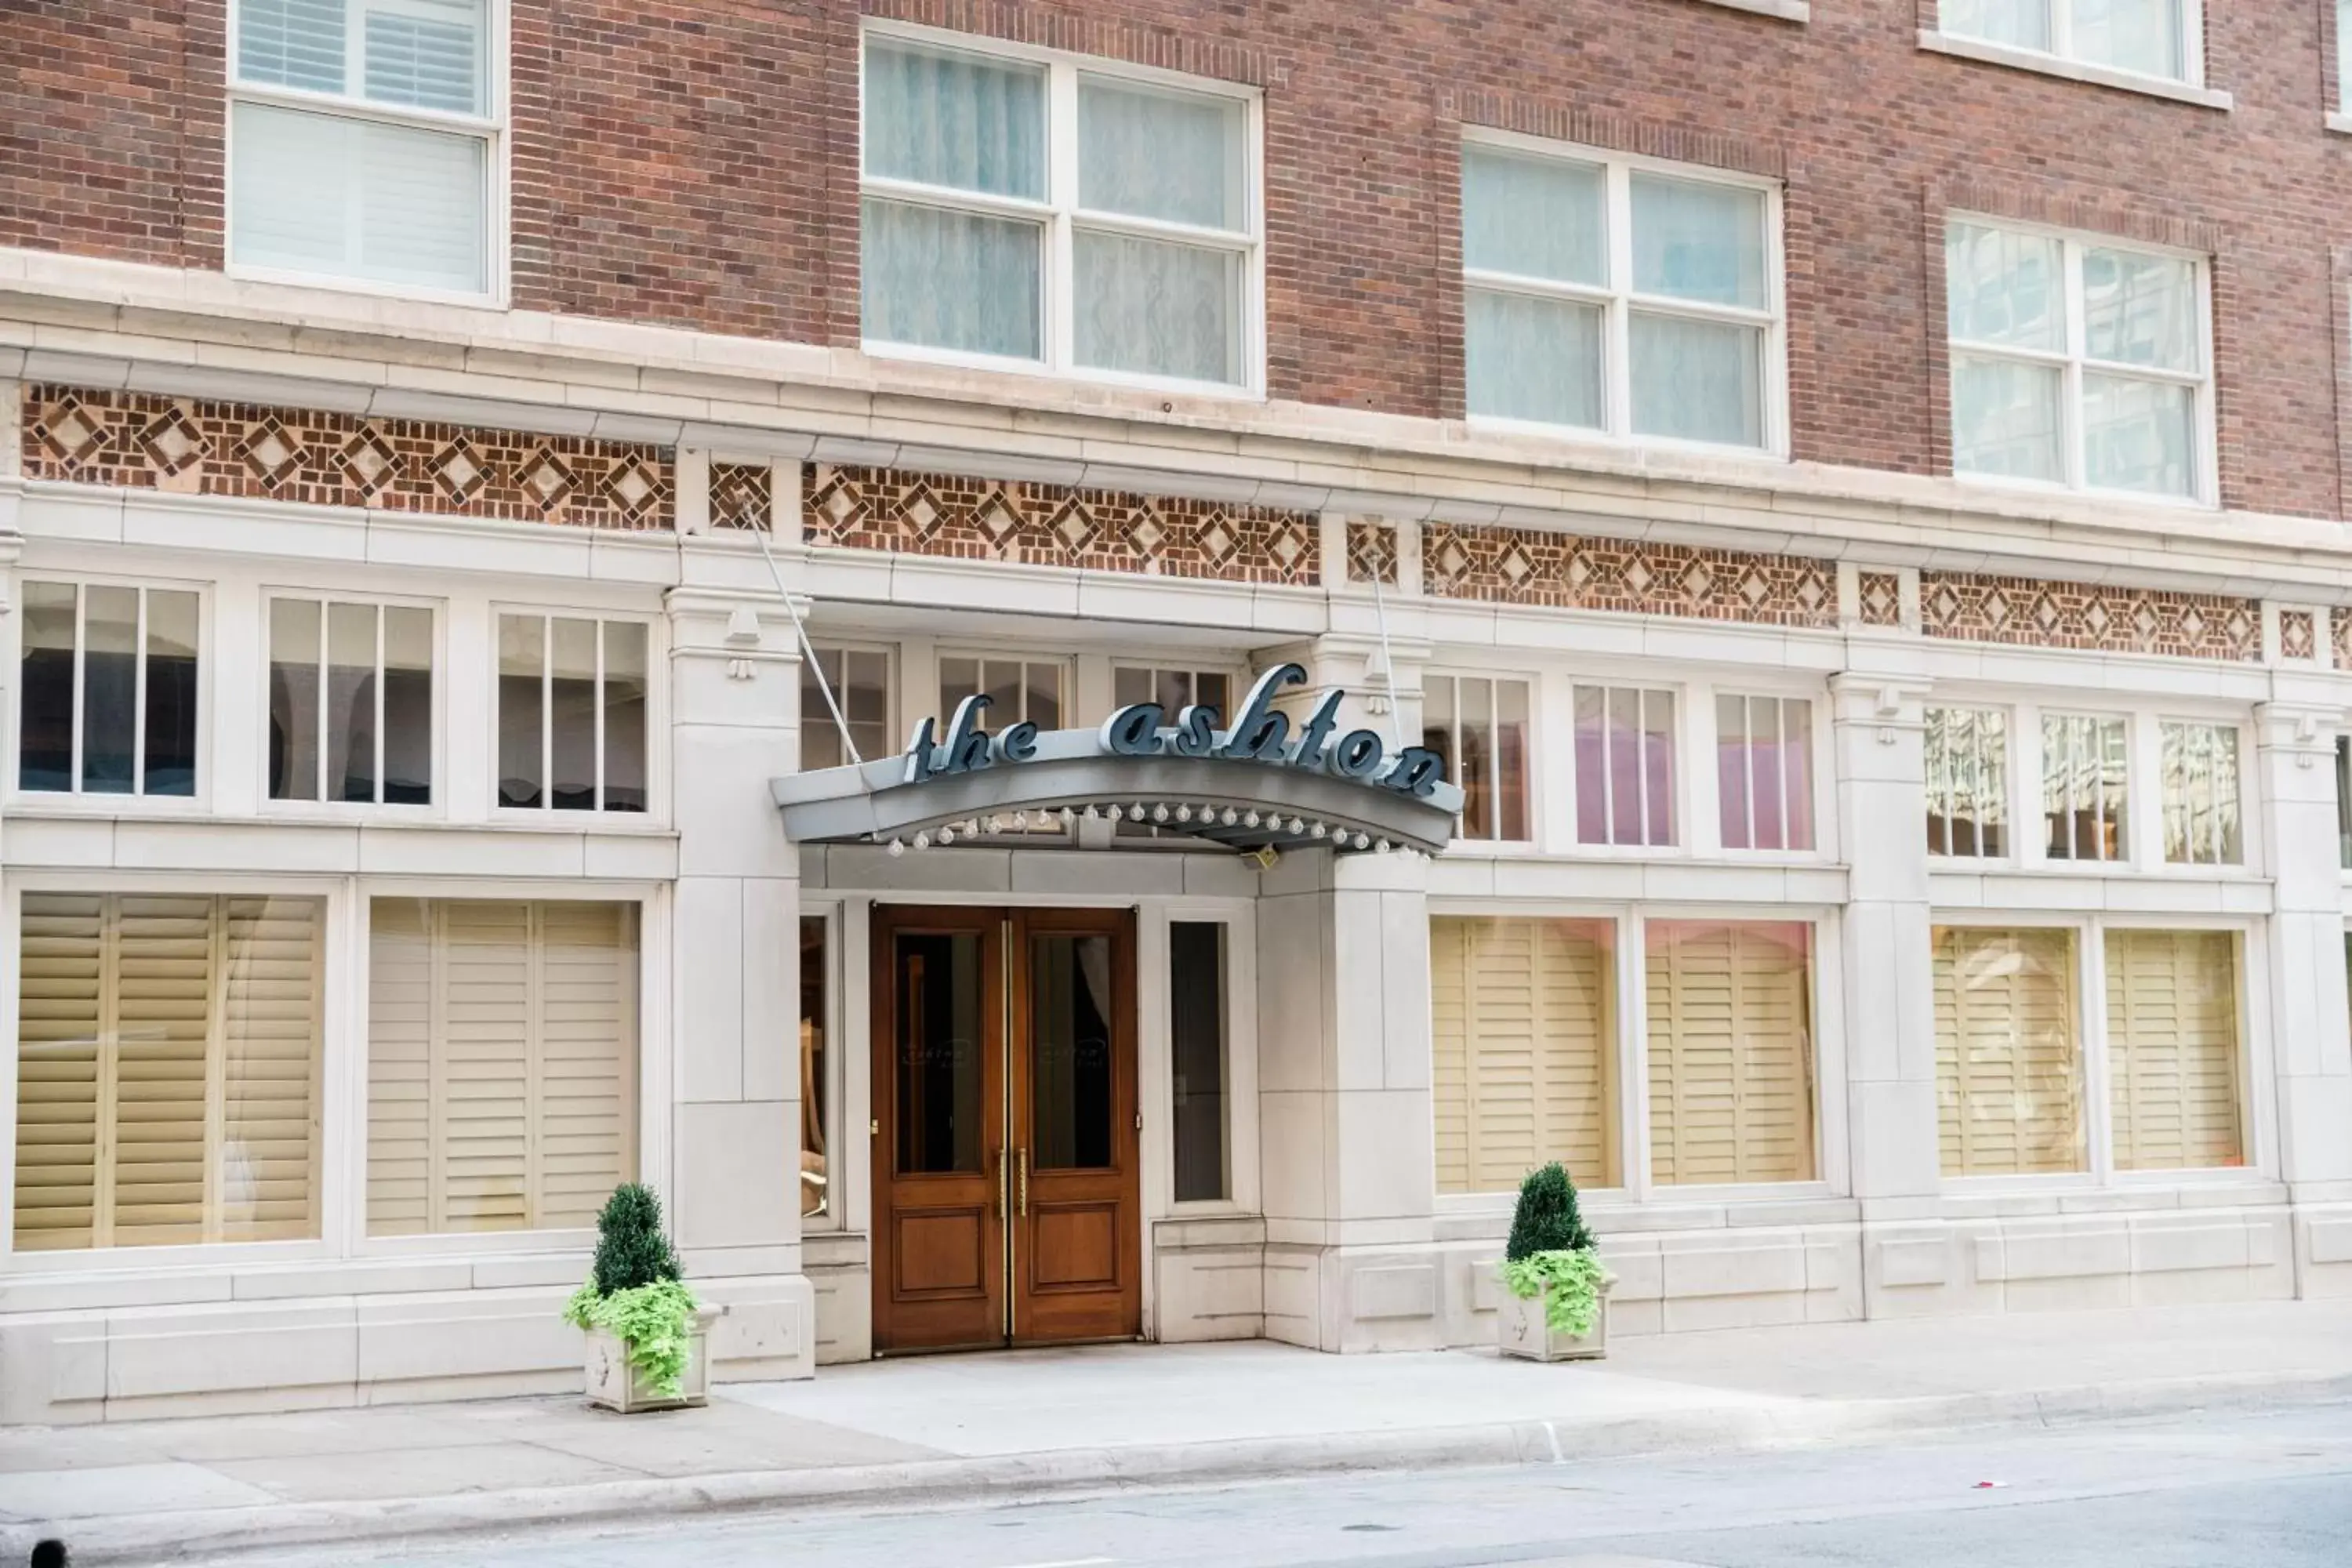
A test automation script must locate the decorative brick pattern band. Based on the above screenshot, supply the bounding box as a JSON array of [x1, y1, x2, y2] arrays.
[[802, 464, 1320, 586], [1420, 521, 1838, 629], [1858, 571, 1903, 628], [2280, 608, 2317, 662], [710, 462, 772, 531], [1921, 572, 2260, 662], [2336, 609, 2352, 672], [1346, 521, 1398, 586], [20, 386, 672, 530]]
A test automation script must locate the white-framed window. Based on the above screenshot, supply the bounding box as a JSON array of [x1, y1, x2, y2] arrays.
[[1460, 132, 1784, 452], [1926, 706, 2010, 858], [227, 0, 503, 299], [495, 614, 650, 815], [1573, 684, 1678, 848], [1945, 217, 2212, 502], [2339, 0, 2352, 114], [266, 596, 434, 807], [2159, 720, 2241, 866], [2041, 711, 2130, 863], [17, 580, 201, 800], [938, 653, 1067, 836], [800, 909, 835, 1223], [1938, 0, 2202, 85], [1715, 693, 1814, 851], [859, 24, 1262, 392], [1422, 675, 1533, 844], [1112, 664, 1232, 717], [800, 645, 894, 773]]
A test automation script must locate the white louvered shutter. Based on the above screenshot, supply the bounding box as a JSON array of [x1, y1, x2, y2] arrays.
[[1432, 917, 1615, 1194], [15, 895, 104, 1250], [1647, 922, 1815, 1186], [1933, 927, 2083, 1177], [219, 898, 325, 1240], [2105, 929, 2244, 1171], [368, 899, 636, 1235], [108, 897, 215, 1247]]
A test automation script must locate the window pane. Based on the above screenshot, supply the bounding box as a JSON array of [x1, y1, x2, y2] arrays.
[[938, 656, 978, 722], [1025, 662, 1062, 730], [383, 606, 432, 805], [1647, 920, 1814, 1185], [1573, 684, 1605, 843], [1073, 230, 1241, 385], [2071, 0, 2184, 81], [1783, 698, 1814, 851], [230, 103, 488, 295], [1461, 147, 1605, 286], [362, 0, 484, 115], [2105, 929, 2242, 1171], [1113, 666, 1152, 710], [20, 582, 77, 793], [846, 649, 892, 762], [893, 931, 985, 1175], [862, 198, 1043, 360], [1497, 679, 1530, 842], [1171, 923, 1230, 1202], [862, 40, 1047, 198], [269, 597, 322, 802], [1460, 677, 1494, 840], [1465, 289, 1604, 429], [142, 590, 199, 799], [1630, 174, 1766, 309], [1934, 926, 2084, 1176], [1030, 934, 1114, 1171], [2162, 721, 2240, 866], [1643, 689, 1679, 846], [80, 585, 138, 796], [1940, 0, 2053, 49], [1926, 707, 2009, 858], [1946, 223, 2063, 351], [1432, 916, 1619, 1193], [549, 618, 598, 812], [1951, 354, 2063, 481], [2043, 714, 2128, 862], [1608, 686, 1642, 845], [16, 894, 325, 1250], [1629, 314, 1763, 446], [367, 899, 639, 1234], [2082, 374, 2195, 497], [2082, 249, 2198, 372], [497, 615, 544, 808], [237, 0, 345, 93], [1078, 80, 1244, 230], [802, 648, 848, 772], [1717, 694, 1752, 851], [1425, 678, 1461, 832], [801, 916, 829, 1218], [602, 622, 648, 815], [326, 601, 379, 804]]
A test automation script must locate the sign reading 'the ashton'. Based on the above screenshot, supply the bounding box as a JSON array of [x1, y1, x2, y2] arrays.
[[900, 662, 1450, 798]]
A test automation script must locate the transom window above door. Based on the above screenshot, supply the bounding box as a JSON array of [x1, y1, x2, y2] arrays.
[[1461, 138, 1783, 451], [859, 29, 1261, 391]]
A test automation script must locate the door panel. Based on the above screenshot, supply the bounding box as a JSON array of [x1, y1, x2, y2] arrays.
[[872, 909, 1004, 1352]]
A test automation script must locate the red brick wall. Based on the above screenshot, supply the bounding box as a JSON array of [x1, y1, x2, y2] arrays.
[[5, 0, 2350, 518]]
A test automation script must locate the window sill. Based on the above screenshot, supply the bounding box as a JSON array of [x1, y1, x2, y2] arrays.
[[1693, 0, 1809, 20], [1917, 31, 2234, 111], [861, 339, 1265, 410], [2328, 111, 2352, 136]]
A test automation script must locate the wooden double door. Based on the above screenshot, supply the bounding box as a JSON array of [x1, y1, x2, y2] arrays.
[[871, 906, 1142, 1352]]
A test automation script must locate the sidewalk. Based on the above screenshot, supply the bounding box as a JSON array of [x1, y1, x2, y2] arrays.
[[10, 1298, 2352, 1565]]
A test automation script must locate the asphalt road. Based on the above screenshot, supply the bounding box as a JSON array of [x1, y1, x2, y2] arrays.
[[210, 1401, 2352, 1568]]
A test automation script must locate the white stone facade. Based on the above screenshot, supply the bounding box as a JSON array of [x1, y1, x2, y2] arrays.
[[0, 249, 2348, 1419]]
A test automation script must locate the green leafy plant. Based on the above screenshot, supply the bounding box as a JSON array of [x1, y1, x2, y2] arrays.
[[1504, 1161, 1593, 1261], [564, 1183, 698, 1399]]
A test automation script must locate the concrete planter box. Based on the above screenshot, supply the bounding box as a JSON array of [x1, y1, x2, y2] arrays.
[[1497, 1276, 1612, 1363], [584, 1306, 724, 1413]]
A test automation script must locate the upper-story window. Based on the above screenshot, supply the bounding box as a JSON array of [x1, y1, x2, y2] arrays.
[[1421, 675, 1531, 844], [1946, 219, 2212, 502], [1926, 706, 2010, 858], [1716, 694, 1814, 851], [267, 597, 434, 806], [2042, 711, 2129, 863], [1939, 0, 2199, 84], [1461, 137, 1781, 452], [19, 581, 200, 799], [1574, 684, 1678, 848], [2159, 720, 2241, 866], [801, 647, 893, 772], [496, 615, 648, 814], [229, 0, 499, 297], [860, 30, 1261, 392]]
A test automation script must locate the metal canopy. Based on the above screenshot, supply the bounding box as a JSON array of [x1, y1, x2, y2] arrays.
[[771, 728, 1462, 857]]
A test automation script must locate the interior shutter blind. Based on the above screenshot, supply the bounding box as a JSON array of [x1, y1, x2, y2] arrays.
[[368, 899, 636, 1235], [1647, 922, 1814, 1186], [15, 895, 104, 1250], [1432, 918, 1615, 1193], [2105, 929, 2243, 1171], [1933, 927, 2082, 1177], [219, 898, 325, 1240], [108, 896, 215, 1247]]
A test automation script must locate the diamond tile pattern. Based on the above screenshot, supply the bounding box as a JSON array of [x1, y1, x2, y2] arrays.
[[1920, 572, 2259, 662], [800, 464, 1321, 586], [1346, 521, 1398, 586], [2279, 608, 2316, 662], [1858, 571, 1902, 627], [1420, 521, 1838, 629], [708, 463, 772, 531], [20, 385, 672, 530]]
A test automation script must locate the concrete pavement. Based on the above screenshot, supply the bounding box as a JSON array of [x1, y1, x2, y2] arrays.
[[9, 1299, 2352, 1564]]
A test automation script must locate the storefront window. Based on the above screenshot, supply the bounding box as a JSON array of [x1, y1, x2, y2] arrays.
[[367, 898, 639, 1235], [1645, 920, 1814, 1185], [15, 893, 325, 1250], [1933, 926, 2085, 1175], [1431, 916, 1618, 1192], [1170, 921, 1229, 1202], [801, 914, 829, 1218], [2105, 928, 2243, 1171]]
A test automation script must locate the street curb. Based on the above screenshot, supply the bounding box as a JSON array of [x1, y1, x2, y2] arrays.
[[23, 1368, 2352, 1564]]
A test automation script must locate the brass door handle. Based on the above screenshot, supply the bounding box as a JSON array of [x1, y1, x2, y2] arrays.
[[994, 1147, 1008, 1221], [1016, 1148, 1029, 1217]]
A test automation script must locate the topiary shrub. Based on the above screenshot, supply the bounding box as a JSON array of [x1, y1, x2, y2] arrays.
[[1504, 1161, 1593, 1262], [564, 1183, 698, 1400]]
